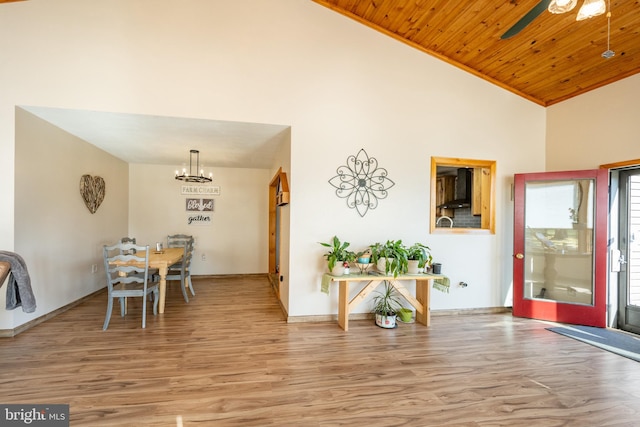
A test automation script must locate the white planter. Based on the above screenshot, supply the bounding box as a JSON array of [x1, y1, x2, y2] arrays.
[[407, 260, 421, 274], [330, 264, 346, 276], [375, 313, 397, 328], [376, 257, 393, 274]]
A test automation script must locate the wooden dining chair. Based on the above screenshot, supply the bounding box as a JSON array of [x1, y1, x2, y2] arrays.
[[155, 238, 194, 302], [166, 234, 196, 297], [102, 242, 159, 330], [119, 237, 137, 255], [0, 261, 10, 288], [167, 234, 192, 248]]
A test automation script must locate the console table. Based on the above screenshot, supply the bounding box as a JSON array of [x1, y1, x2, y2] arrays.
[[324, 272, 445, 331]]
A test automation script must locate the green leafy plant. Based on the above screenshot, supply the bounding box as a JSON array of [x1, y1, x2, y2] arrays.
[[372, 281, 403, 315], [341, 250, 357, 267], [319, 236, 355, 271], [369, 239, 409, 277], [368, 242, 385, 263], [407, 243, 432, 268]]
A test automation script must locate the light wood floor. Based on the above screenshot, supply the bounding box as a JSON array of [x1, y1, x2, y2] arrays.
[[1, 275, 639, 426]]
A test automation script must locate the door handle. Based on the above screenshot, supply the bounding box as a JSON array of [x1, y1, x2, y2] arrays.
[[515, 253, 524, 259]]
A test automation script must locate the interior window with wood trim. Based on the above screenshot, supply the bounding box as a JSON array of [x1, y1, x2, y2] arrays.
[[430, 157, 496, 234]]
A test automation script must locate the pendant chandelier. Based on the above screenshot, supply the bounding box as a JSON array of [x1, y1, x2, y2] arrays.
[[175, 149, 212, 183]]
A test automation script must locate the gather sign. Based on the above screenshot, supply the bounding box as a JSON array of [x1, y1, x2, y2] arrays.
[[187, 214, 211, 226]]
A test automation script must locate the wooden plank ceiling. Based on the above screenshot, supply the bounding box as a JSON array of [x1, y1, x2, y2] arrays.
[[312, 0, 640, 106]]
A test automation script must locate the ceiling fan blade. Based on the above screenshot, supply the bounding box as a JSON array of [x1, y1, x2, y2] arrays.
[[501, 0, 552, 39]]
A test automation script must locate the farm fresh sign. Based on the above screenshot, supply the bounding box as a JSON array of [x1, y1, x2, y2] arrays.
[[181, 185, 220, 195]]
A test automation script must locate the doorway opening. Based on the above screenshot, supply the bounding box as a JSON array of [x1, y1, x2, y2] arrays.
[[268, 168, 289, 298], [607, 161, 640, 334]]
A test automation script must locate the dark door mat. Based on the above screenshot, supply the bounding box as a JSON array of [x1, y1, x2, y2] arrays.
[[547, 325, 640, 363]]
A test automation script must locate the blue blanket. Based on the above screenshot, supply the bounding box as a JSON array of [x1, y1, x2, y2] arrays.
[[0, 251, 37, 313]]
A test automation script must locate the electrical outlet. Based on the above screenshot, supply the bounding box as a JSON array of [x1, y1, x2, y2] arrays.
[[201, 253, 206, 261], [91, 264, 98, 274]]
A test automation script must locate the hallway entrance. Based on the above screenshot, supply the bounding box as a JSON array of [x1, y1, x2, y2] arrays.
[[616, 167, 640, 333]]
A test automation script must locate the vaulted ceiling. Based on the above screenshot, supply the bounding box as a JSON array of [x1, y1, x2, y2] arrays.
[[6, 1, 640, 168], [313, 0, 640, 106]]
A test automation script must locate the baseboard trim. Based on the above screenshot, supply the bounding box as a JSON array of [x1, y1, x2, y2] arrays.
[[432, 307, 512, 316], [194, 273, 269, 280], [286, 307, 512, 324], [0, 288, 105, 338]]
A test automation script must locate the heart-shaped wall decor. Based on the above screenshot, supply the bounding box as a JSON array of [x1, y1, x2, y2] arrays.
[[80, 174, 106, 214]]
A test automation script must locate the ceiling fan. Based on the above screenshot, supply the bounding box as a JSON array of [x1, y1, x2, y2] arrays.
[[501, 0, 607, 39]]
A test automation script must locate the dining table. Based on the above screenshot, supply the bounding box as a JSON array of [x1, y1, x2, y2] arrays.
[[111, 246, 184, 314]]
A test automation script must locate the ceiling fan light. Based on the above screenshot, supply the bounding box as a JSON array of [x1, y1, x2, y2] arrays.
[[576, 0, 606, 20], [548, 0, 578, 14]]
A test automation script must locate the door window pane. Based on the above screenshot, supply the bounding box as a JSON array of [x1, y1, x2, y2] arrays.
[[628, 174, 640, 306], [524, 179, 595, 305]]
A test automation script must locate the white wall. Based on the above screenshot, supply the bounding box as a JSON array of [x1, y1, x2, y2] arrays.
[[546, 74, 640, 171], [284, 4, 546, 316], [7, 109, 129, 329], [128, 164, 270, 275], [0, 0, 549, 329]]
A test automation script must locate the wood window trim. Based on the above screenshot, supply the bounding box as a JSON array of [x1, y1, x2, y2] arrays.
[[600, 159, 640, 169], [430, 156, 496, 235]]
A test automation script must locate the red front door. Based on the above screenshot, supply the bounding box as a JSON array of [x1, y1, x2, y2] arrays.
[[513, 169, 608, 327]]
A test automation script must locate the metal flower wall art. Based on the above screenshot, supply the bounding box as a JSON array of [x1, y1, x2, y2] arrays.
[[328, 149, 395, 217]]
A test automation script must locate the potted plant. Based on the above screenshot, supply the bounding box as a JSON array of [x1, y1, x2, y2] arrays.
[[369, 242, 384, 266], [397, 307, 413, 323], [369, 240, 409, 277], [342, 251, 357, 275], [406, 242, 432, 274], [319, 236, 355, 276], [355, 249, 371, 264], [372, 281, 403, 328]]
